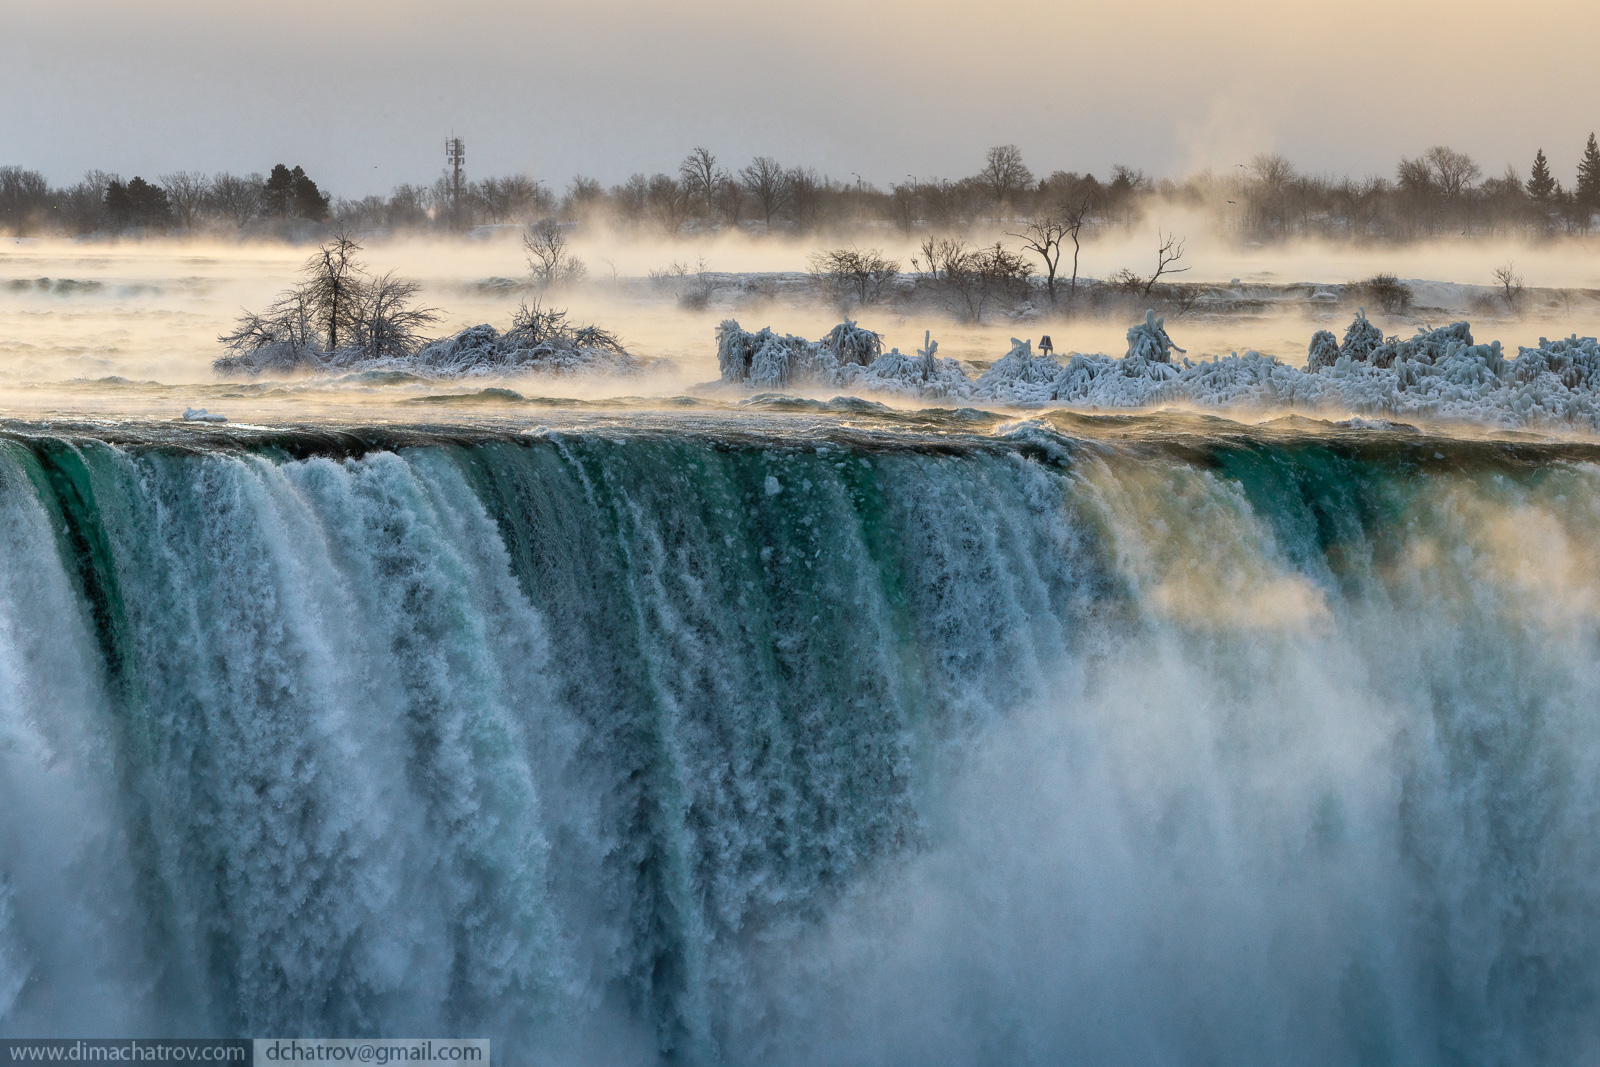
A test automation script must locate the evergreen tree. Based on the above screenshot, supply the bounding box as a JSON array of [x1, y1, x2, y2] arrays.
[[261, 164, 330, 221], [104, 180, 132, 227], [290, 166, 330, 222], [104, 177, 171, 229], [1526, 148, 1556, 201], [1577, 133, 1600, 210], [262, 164, 295, 218]]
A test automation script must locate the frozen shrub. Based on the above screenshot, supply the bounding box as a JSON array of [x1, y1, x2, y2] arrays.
[[1125, 310, 1185, 363], [1307, 329, 1340, 371], [1353, 273, 1412, 313], [1339, 310, 1387, 364]]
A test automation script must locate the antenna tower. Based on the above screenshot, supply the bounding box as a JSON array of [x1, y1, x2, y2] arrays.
[[445, 136, 466, 225]]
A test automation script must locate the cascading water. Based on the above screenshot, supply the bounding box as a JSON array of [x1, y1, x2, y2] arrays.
[[1, 418, 1598, 1065]]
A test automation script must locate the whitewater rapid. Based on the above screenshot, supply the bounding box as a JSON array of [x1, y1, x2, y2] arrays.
[[0, 415, 1598, 1064]]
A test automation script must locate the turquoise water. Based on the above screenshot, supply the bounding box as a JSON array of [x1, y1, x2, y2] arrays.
[[0, 413, 1597, 1064]]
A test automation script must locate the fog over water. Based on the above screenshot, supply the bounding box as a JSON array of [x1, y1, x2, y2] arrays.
[[2, 231, 1597, 424]]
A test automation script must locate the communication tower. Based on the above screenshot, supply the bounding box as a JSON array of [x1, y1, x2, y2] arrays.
[[446, 136, 466, 224]]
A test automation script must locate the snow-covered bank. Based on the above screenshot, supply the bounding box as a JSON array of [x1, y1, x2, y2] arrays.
[[715, 311, 1600, 432]]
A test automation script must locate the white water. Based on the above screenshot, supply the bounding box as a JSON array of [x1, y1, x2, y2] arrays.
[[0, 425, 1598, 1064]]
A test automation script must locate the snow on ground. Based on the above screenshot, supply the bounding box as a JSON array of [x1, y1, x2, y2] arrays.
[[716, 312, 1600, 433]]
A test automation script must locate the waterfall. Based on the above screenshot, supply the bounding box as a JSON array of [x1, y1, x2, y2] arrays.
[[1, 427, 1597, 1064]]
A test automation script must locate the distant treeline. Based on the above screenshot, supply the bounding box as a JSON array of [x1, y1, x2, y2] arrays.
[[3, 138, 1599, 242]]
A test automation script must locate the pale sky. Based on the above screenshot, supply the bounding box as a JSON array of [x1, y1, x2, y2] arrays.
[[5, 0, 1598, 197]]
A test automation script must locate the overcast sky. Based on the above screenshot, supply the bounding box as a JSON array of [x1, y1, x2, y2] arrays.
[[5, 0, 1597, 197]]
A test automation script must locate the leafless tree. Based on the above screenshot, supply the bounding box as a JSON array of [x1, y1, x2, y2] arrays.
[[0, 167, 50, 234], [1060, 196, 1093, 302], [367, 184, 423, 228], [475, 176, 550, 224], [680, 147, 719, 218], [561, 176, 605, 221], [979, 145, 1033, 221], [1008, 215, 1068, 302], [159, 172, 211, 230], [1493, 261, 1524, 312], [611, 174, 650, 228], [303, 232, 366, 351], [647, 174, 691, 235], [1425, 146, 1482, 202], [808, 247, 900, 309], [890, 182, 918, 234], [740, 156, 788, 232], [523, 218, 587, 288], [1247, 154, 1297, 236], [921, 238, 1033, 322], [208, 173, 261, 227], [1142, 231, 1190, 296], [350, 272, 441, 359], [912, 235, 968, 281], [219, 242, 442, 372], [712, 172, 743, 226], [785, 167, 823, 230]]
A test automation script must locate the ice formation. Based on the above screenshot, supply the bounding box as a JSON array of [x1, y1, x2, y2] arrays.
[[717, 312, 1600, 432], [216, 303, 650, 379]]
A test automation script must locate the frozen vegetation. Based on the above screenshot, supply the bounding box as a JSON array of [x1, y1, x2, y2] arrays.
[[217, 302, 649, 379], [216, 234, 648, 379], [716, 310, 1600, 432]]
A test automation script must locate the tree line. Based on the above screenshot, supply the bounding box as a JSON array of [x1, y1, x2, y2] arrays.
[[2, 136, 1598, 241]]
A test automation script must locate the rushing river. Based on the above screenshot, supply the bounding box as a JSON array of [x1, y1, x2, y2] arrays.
[[0, 408, 1597, 1064]]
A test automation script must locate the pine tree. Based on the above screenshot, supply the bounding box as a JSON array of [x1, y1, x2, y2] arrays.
[[103, 180, 131, 227], [290, 166, 330, 222], [1527, 148, 1556, 201], [105, 177, 171, 229], [262, 164, 295, 218], [124, 177, 172, 228], [1577, 133, 1600, 210]]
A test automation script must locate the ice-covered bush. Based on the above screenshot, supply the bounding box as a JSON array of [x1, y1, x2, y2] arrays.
[[710, 311, 1600, 433], [400, 303, 645, 378], [1339, 309, 1387, 364], [718, 319, 885, 388], [1125, 310, 1185, 363], [1307, 330, 1340, 371]]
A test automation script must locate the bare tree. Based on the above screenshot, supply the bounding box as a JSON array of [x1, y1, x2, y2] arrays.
[[208, 172, 261, 227], [523, 218, 587, 288], [712, 172, 743, 226], [647, 174, 691, 235], [912, 235, 977, 285], [1061, 196, 1093, 302], [1424, 146, 1482, 202], [219, 243, 442, 373], [808, 247, 900, 309], [1008, 215, 1068, 302], [303, 232, 366, 351], [979, 145, 1033, 220], [1493, 261, 1524, 312], [890, 182, 918, 234], [473, 176, 546, 223], [351, 272, 441, 359], [561, 176, 605, 221], [679, 147, 718, 218], [1142, 230, 1190, 297], [159, 172, 211, 230], [1246, 154, 1297, 237], [740, 156, 789, 232], [785, 167, 823, 230], [920, 238, 1033, 322]]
